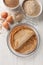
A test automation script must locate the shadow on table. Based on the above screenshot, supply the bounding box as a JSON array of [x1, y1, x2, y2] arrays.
[[32, 11, 43, 22]]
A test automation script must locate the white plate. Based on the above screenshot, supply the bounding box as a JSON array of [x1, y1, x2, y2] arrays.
[[7, 21, 40, 57]]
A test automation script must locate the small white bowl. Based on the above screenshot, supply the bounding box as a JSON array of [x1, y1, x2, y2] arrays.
[[3, 0, 20, 10], [21, 0, 42, 18], [7, 22, 40, 57]]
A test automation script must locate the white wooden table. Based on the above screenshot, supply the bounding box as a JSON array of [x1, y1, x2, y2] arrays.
[[0, 0, 43, 65]]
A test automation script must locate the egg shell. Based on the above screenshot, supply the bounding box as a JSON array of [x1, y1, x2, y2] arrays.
[[6, 16, 14, 24], [1, 12, 8, 19], [2, 21, 10, 30], [15, 13, 24, 22]]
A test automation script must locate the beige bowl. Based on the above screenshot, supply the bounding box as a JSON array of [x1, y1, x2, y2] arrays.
[[21, 0, 42, 18], [3, 0, 20, 10]]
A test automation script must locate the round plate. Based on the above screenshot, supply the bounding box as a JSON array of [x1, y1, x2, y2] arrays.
[[7, 22, 40, 57]]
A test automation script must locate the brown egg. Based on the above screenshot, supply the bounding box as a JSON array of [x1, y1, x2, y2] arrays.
[[1, 12, 8, 19], [6, 16, 14, 24], [2, 21, 10, 30]]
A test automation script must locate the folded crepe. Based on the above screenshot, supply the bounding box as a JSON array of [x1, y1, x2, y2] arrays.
[[22, 39, 37, 54], [14, 29, 35, 49]]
